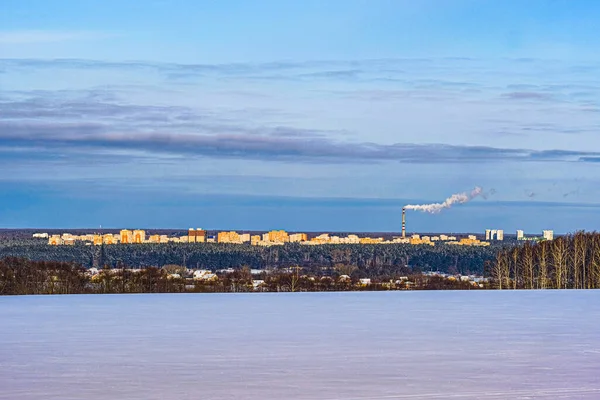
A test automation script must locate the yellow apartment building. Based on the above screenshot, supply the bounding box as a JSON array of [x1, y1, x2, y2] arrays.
[[133, 230, 146, 243], [120, 229, 133, 244], [266, 230, 289, 243], [148, 235, 161, 243], [188, 228, 206, 243], [103, 234, 116, 245], [251, 235, 262, 245], [93, 235, 103, 246], [289, 233, 308, 242], [48, 235, 63, 245], [218, 231, 242, 243]]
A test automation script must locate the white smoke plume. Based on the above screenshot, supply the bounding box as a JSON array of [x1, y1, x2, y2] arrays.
[[405, 187, 483, 214]]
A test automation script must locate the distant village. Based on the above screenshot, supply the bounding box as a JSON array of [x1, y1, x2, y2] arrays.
[[37, 228, 496, 247], [79, 266, 490, 291]]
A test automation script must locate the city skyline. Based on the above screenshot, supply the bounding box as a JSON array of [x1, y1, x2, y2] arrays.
[[41, 228, 497, 247], [38, 227, 552, 242], [2, 0, 600, 232]]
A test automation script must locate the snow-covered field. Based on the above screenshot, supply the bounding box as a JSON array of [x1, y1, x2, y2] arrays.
[[1, 291, 599, 399]]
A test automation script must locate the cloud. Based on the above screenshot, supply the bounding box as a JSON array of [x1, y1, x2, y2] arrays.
[[531, 149, 597, 160], [0, 58, 327, 78], [0, 31, 115, 44], [1, 89, 600, 165], [1, 59, 599, 114], [0, 57, 555, 83], [3, 118, 600, 165], [328, 89, 457, 102], [506, 84, 539, 91], [0, 93, 329, 138], [298, 70, 362, 79], [579, 157, 600, 163], [502, 92, 554, 101], [2, 57, 599, 169], [0, 95, 193, 121]]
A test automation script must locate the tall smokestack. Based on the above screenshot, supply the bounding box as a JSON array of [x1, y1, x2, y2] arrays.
[[402, 207, 406, 238]]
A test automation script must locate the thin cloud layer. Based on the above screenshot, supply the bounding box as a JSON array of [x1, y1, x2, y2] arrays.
[[1, 79, 599, 166], [2, 119, 600, 164], [503, 92, 555, 101]]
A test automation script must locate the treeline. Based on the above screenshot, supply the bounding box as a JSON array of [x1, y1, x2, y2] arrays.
[[0, 258, 477, 295], [490, 232, 600, 289], [0, 241, 501, 276], [0, 258, 89, 295], [0, 258, 195, 295]]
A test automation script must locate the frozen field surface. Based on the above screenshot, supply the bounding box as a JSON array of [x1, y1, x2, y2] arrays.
[[1, 291, 599, 399]]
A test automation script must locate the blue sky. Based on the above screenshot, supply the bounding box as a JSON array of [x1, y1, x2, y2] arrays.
[[1, 0, 600, 233]]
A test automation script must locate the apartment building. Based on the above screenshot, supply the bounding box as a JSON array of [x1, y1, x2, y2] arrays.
[[120, 229, 133, 244], [188, 228, 206, 243]]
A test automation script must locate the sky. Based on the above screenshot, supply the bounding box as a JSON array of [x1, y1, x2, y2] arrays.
[[1, 0, 600, 233]]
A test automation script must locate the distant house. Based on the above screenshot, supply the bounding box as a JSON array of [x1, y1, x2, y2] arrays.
[[359, 278, 371, 286], [218, 268, 235, 274], [338, 275, 351, 282], [194, 270, 218, 281], [252, 280, 265, 290], [193, 270, 212, 280], [167, 273, 181, 279]]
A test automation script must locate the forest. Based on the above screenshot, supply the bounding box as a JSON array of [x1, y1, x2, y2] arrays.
[[490, 232, 600, 289], [0, 233, 502, 277]]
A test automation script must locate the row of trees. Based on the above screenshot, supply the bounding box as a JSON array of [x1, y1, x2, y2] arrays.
[[0, 258, 478, 295], [490, 232, 600, 289], [0, 258, 89, 295]]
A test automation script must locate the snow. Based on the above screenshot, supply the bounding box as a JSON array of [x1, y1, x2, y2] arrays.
[[1, 291, 599, 399]]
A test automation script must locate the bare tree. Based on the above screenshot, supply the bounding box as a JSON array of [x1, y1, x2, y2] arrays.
[[551, 237, 568, 289], [521, 242, 535, 289], [591, 235, 600, 289], [492, 250, 509, 289], [509, 247, 520, 289], [334, 263, 358, 277], [290, 265, 301, 292], [536, 241, 549, 289], [570, 233, 581, 289], [577, 232, 588, 289]]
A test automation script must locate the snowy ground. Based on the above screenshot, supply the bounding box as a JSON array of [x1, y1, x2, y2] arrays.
[[1, 291, 599, 399]]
